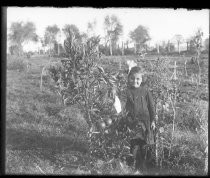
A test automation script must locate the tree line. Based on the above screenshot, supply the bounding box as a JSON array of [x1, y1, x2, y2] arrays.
[[8, 14, 209, 57]]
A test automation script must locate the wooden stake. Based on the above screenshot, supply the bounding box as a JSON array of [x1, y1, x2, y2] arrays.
[[170, 61, 178, 80], [184, 60, 188, 77], [40, 67, 45, 91], [157, 44, 159, 54]]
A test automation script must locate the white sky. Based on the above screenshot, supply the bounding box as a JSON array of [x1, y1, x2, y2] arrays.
[[7, 7, 209, 47]]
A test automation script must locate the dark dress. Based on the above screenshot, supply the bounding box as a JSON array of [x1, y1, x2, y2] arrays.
[[125, 85, 155, 144], [124, 85, 156, 170]]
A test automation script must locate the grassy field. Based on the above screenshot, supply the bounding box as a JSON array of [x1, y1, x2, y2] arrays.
[[6, 54, 208, 175], [6, 55, 91, 175]]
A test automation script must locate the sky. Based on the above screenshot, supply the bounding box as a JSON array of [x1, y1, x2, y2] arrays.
[[7, 7, 209, 50]]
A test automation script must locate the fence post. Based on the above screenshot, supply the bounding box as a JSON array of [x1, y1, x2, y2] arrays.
[[40, 66, 45, 92], [170, 61, 178, 80], [156, 44, 159, 54], [184, 60, 188, 77]]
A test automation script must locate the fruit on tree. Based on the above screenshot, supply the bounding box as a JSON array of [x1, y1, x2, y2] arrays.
[[100, 121, 106, 129], [104, 129, 109, 134], [107, 118, 112, 125], [105, 118, 112, 126]]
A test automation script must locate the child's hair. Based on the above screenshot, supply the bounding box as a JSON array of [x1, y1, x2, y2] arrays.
[[128, 66, 144, 77]]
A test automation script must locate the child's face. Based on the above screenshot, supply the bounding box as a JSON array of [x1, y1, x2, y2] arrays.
[[128, 72, 143, 88]]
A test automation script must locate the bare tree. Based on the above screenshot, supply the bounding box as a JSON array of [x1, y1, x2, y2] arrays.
[[104, 15, 123, 56], [8, 21, 38, 56], [44, 25, 60, 57], [191, 29, 203, 84]]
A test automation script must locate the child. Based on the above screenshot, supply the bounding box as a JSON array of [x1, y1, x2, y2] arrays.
[[124, 66, 156, 171]]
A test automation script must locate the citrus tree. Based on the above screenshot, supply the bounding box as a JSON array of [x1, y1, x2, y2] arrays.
[[46, 31, 139, 172], [46, 32, 177, 172]]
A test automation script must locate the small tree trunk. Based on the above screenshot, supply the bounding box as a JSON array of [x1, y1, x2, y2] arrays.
[[178, 42, 180, 54], [196, 52, 201, 85], [157, 44, 159, 54], [186, 42, 189, 52], [49, 38, 53, 58], [18, 45, 23, 56], [58, 43, 60, 56], [110, 39, 112, 56], [174, 61, 177, 80], [122, 42, 124, 56], [168, 40, 170, 53], [109, 34, 113, 56]]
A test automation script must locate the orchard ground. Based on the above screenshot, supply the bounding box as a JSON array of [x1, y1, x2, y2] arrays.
[[6, 53, 208, 175]]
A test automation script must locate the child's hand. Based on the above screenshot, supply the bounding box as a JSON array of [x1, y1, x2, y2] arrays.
[[151, 121, 155, 130]]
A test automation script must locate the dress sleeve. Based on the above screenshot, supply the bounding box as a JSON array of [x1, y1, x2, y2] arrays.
[[146, 89, 156, 123]]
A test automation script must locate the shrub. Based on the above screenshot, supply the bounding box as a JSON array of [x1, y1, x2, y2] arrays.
[[124, 48, 134, 55], [45, 35, 137, 171], [176, 99, 207, 133], [7, 56, 27, 72], [154, 97, 208, 175], [138, 55, 208, 175]]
